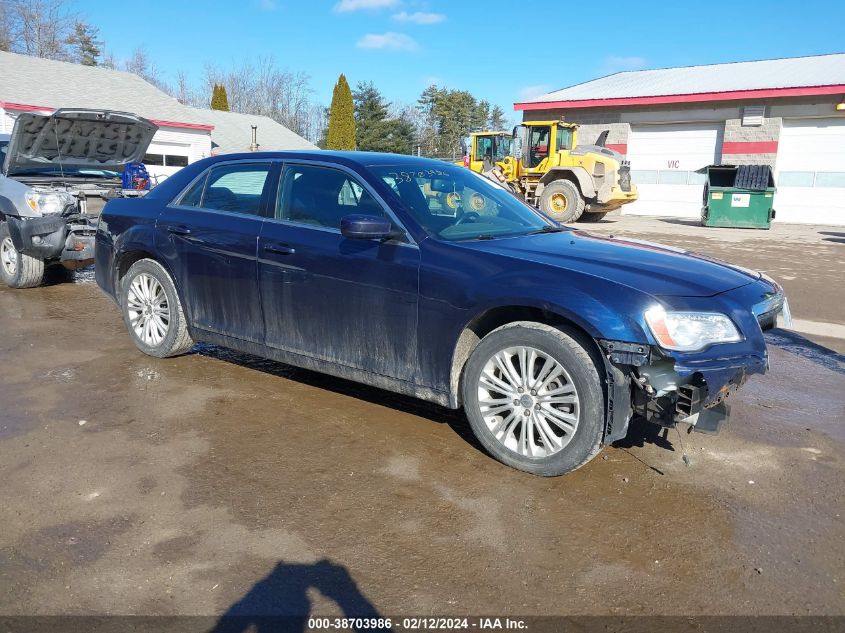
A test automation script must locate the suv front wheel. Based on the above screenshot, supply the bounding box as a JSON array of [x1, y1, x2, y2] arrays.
[[0, 221, 45, 289], [461, 322, 605, 476]]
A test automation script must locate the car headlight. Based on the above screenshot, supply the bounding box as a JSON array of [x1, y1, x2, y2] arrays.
[[25, 191, 75, 215], [644, 305, 742, 352]]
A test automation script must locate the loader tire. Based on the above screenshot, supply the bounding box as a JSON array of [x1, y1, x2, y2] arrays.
[[539, 180, 585, 224], [580, 211, 609, 222]]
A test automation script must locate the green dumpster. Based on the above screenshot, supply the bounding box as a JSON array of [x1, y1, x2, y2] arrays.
[[700, 164, 776, 229]]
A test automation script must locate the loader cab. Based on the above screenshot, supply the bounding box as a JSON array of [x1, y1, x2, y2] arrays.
[[514, 121, 579, 171], [525, 125, 551, 169], [462, 132, 513, 172]]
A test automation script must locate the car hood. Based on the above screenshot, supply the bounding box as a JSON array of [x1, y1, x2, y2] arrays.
[[458, 229, 760, 298], [3, 109, 157, 176]]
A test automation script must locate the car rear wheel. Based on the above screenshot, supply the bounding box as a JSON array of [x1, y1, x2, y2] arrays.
[[120, 259, 194, 358], [0, 221, 45, 289], [538, 179, 585, 224], [461, 322, 604, 476]]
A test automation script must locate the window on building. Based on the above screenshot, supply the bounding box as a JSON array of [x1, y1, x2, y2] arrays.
[[165, 155, 189, 167], [145, 153, 189, 168]]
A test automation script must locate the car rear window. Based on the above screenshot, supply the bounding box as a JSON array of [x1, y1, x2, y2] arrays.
[[178, 162, 271, 216]]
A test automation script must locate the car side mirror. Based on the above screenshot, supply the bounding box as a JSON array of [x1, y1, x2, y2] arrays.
[[340, 214, 394, 241]]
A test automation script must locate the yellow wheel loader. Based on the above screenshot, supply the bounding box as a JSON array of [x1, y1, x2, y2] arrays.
[[460, 119, 638, 223]]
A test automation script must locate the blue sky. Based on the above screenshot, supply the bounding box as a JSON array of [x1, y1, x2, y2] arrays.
[[76, 0, 844, 120]]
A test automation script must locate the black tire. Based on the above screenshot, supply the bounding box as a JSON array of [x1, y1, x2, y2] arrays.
[[461, 322, 605, 476], [538, 179, 585, 224], [579, 211, 609, 223], [0, 221, 45, 289], [120, 258, 194, 358]]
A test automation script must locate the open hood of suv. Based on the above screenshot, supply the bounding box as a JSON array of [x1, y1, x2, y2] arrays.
[[3, 109, 158, 176]]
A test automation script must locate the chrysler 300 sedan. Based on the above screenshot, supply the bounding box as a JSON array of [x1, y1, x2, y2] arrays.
[[95, 152, 788, 476]]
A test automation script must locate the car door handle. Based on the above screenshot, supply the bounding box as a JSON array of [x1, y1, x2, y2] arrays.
[[266, 244, 296, 255], [167, 225, 192, 236]]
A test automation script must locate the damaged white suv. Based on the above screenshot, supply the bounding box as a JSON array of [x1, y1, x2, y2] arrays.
[[0, 109, 156, 288]]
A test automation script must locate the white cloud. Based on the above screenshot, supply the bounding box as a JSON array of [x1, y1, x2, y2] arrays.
[[518, 84, 552, 101], [392, 11, 447, 24], [603, 56, 647, 72], [356, 32, 419, 52], [257, 0, 277, 10], [334, 0, 398, 12]]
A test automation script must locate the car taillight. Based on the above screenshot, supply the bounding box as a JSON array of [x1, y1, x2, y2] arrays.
[[463, 155, 470, 168]]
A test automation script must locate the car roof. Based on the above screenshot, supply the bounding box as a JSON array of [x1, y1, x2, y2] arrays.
[[0, 133, 10, 141], [210, 150, 455, 169]]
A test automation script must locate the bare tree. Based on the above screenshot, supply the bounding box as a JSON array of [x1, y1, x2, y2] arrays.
[[174, 69, 194, 105], [203, 56, 320, 140], [5, 0, 77, 59], [123, 45, 170, 90], [0, 1, 13, 51], [99, 48, 117, 69]]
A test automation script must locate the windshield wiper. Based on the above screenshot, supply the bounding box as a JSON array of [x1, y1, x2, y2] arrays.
[[528, 225, 566, 235]]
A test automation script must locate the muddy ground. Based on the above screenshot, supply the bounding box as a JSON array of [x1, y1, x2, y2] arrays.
[[0, 216, 843, 623]]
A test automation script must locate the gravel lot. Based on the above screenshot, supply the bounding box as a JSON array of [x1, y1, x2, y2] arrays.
[[1, 216, 843, 625]]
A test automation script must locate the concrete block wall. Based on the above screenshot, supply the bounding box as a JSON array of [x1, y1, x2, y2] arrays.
[[722, 115, 782, 167], [521, 109, 631, 151], [575, 122, 630, 148]]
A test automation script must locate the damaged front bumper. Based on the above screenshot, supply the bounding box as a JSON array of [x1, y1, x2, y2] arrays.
[[7, 214, 96, 268], [600, 278, 788, 442], [632, 351, 767, 435]]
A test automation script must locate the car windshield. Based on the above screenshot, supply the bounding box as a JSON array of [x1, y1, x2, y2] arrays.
[[370, 162, 554, 241]]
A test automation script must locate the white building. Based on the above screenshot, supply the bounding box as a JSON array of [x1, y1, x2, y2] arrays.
[[516, 53, 845, 225], [0, 51, 317, 181]]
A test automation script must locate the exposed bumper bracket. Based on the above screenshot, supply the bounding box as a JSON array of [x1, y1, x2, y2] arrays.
[[692, 402, 731, 434]]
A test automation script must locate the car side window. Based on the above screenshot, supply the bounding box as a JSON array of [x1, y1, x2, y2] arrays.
[[277, 164, 386, 230], [179, 173, 207, 207], [181, 163, 271, 216]]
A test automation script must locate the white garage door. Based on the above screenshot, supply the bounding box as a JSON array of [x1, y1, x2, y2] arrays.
[[625, 123, 722, 218], [144, 142, 192, 183], [775, 118, 845, 225]]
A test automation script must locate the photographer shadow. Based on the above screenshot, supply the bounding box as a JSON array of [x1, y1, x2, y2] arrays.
[[209, 559, 391, 633]]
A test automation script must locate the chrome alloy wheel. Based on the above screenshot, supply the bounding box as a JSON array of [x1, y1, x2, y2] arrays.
[[477, 346, 580, 458], [1, 236, 17, 276], [127, 273, 171, 346]]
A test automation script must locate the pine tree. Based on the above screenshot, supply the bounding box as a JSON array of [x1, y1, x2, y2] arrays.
[[354, 81, 414, 154], [488, 105, 507, 131], [211, 83, 230, 111], [326, 74, 356, 151], [66, 21, 102, 66]]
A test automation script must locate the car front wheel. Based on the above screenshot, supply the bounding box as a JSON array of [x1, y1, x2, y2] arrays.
[[461, 322, 605, 476], [120, 259, 194, 358], [0, 221, 45, 289]]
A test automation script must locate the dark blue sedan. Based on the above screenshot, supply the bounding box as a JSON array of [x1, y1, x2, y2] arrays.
[[95, 152, 788, 476]]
